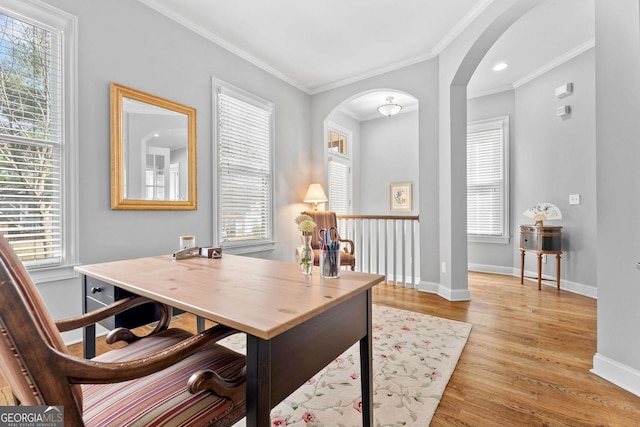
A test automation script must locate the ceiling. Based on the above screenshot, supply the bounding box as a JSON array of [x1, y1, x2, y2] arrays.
[[140, 0, 594, 120]]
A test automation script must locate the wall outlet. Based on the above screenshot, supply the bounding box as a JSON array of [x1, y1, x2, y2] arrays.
[[569, 194, 581, 205], [441, 262, 447, 273]]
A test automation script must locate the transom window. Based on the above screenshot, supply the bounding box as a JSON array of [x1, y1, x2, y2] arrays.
[[328, 129, 348, 156]]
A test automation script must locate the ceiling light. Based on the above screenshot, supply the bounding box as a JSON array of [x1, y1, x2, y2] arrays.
[[377, 96, 403, 117], [493, 62, 508, 71]]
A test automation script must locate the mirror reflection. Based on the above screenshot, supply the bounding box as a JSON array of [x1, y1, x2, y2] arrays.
[[111, 83, 197, 210]]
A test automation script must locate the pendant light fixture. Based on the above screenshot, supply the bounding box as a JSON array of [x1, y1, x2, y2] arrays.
[[377, 96, 403, 117]]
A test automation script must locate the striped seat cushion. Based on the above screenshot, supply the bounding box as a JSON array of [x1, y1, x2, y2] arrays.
[[82, 328, 245, 427]]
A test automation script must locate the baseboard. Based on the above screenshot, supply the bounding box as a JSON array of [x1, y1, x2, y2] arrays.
[[438, 285, 471, 301], [520, 268, 597, 299], [468, 263, 514, 276], [468, 263, 597, 299], [417, 280, 439, 293], [592, 353, 640, 397]]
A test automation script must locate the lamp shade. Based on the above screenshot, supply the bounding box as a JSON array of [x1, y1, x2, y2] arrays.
[[303, 184, 328, 203], [377, 96, 403, 117]]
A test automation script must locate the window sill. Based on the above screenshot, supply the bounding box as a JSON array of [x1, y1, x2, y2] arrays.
[[28, 264, 80, 284], [468, 235, 510, 244], [222, 240, 276, 255]]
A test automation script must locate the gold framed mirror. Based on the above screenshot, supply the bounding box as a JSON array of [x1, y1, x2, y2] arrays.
[[110, 82, 197, 210]]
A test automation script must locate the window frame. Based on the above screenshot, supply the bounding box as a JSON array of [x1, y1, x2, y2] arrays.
[[467, 116, 510, 244], [0, 0, 78, 283], [212, 78, 275, 254]]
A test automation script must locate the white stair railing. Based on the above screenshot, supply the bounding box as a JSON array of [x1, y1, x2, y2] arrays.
[[337, 215, 420, 287]]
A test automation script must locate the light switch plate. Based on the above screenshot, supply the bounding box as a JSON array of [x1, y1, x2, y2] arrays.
[[569, 194, 580, 205]]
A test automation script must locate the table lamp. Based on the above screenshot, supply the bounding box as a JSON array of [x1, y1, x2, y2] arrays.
[[303, 184, 328, 211]]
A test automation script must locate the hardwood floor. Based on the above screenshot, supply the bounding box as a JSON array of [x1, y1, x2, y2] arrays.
[[2, 272, 640, 426], [375, 272, 640, 426]]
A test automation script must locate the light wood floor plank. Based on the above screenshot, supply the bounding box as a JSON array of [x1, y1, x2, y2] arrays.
[[1, 271, 639, 426]]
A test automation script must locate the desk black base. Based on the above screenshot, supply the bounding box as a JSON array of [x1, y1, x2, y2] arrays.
[[245, 289, 373, 427]]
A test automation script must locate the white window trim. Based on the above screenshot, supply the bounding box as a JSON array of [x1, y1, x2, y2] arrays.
[[212, 78, 275, 254], [467, 116, 510, 244], [0, 0, 79, 282]]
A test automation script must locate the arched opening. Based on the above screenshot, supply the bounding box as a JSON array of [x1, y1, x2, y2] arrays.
[[322, 89, 420, 283], [443, 0, 595, 300], [324, 90, 419, 214]]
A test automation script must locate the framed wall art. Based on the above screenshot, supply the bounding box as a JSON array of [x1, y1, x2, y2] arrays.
[[390, 182, 412, 212]]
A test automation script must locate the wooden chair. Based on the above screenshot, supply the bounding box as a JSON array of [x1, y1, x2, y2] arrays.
[[303, 210, 356, 271], [0, 235, 246, 427]]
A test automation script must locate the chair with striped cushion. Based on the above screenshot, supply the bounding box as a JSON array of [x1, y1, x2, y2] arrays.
[[0, 234, 246, 427]]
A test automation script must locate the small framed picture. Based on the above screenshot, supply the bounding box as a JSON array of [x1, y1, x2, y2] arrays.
[[390, 182, 412, 212]]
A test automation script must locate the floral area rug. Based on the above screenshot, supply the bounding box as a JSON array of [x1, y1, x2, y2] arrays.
[[220, 304, 472, 427]]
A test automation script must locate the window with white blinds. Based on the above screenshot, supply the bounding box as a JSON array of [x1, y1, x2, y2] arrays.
[[467, 116, 509, 243], [328, 158, 349, 215], [214, 80, 274, 252], [0, 3, 77, 272]]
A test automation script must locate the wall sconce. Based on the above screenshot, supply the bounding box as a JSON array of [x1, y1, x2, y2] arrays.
[[303, 184, 328, 211], [377, 96, 403, 117]]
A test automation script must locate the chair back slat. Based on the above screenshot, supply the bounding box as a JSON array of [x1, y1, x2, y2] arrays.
[[0, 235, 82, 409]]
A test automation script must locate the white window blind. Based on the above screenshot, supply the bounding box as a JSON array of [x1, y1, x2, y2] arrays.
[[0, 10, 63, 267], [467, 116, 509, 242], [328, 158, 349, 216], [215, 81, 274, 250]]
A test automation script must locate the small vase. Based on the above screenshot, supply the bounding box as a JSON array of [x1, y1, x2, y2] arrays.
[[297, 234, 314, 275]]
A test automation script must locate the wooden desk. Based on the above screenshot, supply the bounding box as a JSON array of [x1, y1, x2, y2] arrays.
[[76, 254, 384, 427], [519, 225, 562, 290]]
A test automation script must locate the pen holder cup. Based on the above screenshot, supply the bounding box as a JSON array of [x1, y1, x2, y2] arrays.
[[320, 248, 341, 279]]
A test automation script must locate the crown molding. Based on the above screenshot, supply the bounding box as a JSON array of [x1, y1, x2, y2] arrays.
[[307, 54, 435, 95], [432, 0, 496, 55], [467, 84, 514, 99], [138, 0, 309, 93], [139, 0, 498, 95], [513, 37, 595, 89]]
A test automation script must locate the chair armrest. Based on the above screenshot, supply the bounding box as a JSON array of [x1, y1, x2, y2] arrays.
[[55, 296, 172, 336], [57, 324, 242, 384], [188, 366, 247, 404], [338, 237, 355, 255]]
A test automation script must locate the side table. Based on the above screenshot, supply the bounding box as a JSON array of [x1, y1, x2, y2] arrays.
[[519, 224, 562, 290]]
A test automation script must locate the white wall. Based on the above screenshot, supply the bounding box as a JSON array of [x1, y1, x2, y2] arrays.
[[39, 0, 311, 343], [592, 0, 640, 396], [359, 111, 419, 215], [514, 48, 597, 295]]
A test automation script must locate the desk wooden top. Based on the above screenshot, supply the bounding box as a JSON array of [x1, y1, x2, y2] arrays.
[[76, 254, 385, 340]]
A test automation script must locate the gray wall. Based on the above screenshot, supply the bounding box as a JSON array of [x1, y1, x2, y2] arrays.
[[514, 48, 597, 294], [593, 0, 640, 394], [467, 90, 516, 272], [466, 48, 598, 295], [310, 60, 441, 286], [39, 0, 311, 342], [359, 110, 419, 215]]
